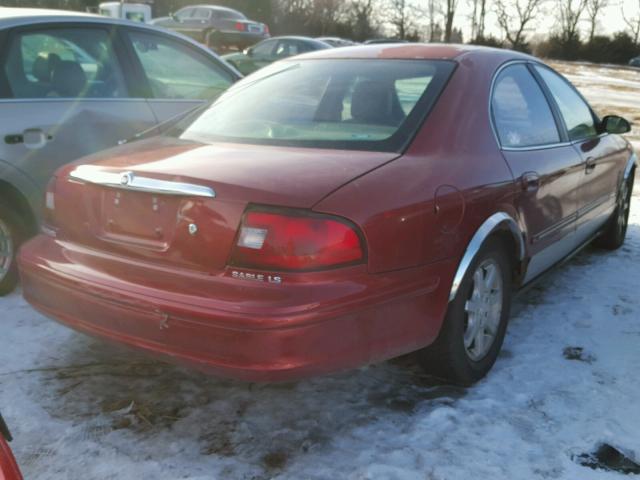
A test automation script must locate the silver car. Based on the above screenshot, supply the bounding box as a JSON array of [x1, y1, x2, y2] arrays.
[[0, 8, 241, 294]]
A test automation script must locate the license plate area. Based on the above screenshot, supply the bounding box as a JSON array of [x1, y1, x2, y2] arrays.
[[248, 24, 262, 33], [98, 189, 180, 249]]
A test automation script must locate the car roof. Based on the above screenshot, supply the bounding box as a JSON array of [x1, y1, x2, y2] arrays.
[[178, 5, 243, 14], [266, 36, 331, 47], [0, 7, 138, 28], [296, 43, 535, 62]]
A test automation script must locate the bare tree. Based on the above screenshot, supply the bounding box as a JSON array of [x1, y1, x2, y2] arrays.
[[584, 0, 608, 42], [347, 0, 381, 40], [444, 0, 459, 42], [495, 0, 544, 49], [310, 0, 346, 35], [557, 0, 587, 43], [477, 0, 488, 37], [387, 0, 422, 39], [428, 0, 443, 41], [622, 0, 640, 44]]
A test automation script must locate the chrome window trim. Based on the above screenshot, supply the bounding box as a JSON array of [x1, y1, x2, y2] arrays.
[[449, 212, 525, 302], [69, 165, 216, 198], [624, 152, 637, 180], [501, 141, 572, 152], [0, 98, 150, 103]]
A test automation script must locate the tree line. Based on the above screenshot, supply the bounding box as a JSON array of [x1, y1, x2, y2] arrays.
[[3, 0, 640, 63]]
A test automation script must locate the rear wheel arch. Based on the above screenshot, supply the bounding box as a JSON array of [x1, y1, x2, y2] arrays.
[[449, 212, 525, 302], [0, 180, 37, 236]]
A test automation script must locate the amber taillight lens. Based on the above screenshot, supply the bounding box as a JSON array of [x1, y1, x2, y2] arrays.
[[229, 208, 365, 271]]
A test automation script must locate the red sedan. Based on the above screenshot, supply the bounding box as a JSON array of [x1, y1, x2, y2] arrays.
[[0, 414, 22, 480], [18, 45, 635, 385]]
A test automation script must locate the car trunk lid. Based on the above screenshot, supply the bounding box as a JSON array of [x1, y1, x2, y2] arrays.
[[53, 137, 398, 272]]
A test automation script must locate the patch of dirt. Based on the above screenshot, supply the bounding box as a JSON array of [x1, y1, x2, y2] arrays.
[[574, 443, 640, 474], [262, 451, 288, 471], [563, 347, 596, 364]]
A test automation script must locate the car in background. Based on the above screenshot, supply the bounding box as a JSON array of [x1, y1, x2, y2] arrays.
[[629, 56, 640, 67], [19, 45, 635, 386], [0, 8, 240, 295], [0, 413, 21, 480], [150, 5, 269, 51], [316, 37, 357, 47], [222, 36, 331, 75]]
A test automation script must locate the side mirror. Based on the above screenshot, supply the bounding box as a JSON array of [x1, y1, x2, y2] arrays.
[[601, 115, 631, 134], [243, 47, 253, 57], [171, 13, 180, 22]]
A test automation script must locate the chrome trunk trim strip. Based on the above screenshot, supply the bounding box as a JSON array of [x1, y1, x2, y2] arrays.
[[69, 165, 216, 198]]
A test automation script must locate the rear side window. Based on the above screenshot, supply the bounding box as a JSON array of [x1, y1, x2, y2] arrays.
[[2, 28, 127, 99], [534, 65, 597, 141], [128, 31, 234, 100], [492, 64, 560, 148]]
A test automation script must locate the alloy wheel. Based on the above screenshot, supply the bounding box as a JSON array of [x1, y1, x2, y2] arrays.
[[0, 218, 14, 282], [463, 259, 504, 361], [617, 180, 631, 238]]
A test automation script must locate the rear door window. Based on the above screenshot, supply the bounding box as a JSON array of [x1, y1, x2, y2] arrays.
[[2, 27, 127, 99], [127, 30, 234, 100], [491, 64, 561, 148], [534, 65, 598, 141]]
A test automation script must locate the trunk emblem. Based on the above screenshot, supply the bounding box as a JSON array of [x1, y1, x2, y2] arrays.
[[188, 223, 198, 236], [120, 171, 134, 186]]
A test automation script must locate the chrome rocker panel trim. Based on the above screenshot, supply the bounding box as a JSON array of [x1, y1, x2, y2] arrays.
[[449, 212, 525, 302], [69, 165, 216, 198]]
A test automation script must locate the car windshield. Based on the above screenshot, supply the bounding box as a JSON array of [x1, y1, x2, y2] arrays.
[[176, 59, 455, 152]]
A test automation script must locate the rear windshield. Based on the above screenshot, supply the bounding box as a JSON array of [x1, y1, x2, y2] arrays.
[[176, 59, 455, 152]]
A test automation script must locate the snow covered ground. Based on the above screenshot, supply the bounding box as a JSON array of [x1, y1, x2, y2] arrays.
[[2, 63, 640, 480]]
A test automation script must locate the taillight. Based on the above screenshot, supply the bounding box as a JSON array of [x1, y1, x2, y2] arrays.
[[42, 176, 57, 235], [229, 208, 365, 271], [235, 22, 246, 31], [264, 24, 270, 35]]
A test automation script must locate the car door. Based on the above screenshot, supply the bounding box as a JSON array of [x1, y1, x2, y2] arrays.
[[245, 38, 278, 73], [533, 65, 628, 241], [169, 7, 198, 39], [491, 63, 584, 283], [0, 23, 157, 194], [123, 28, 238, 122], [181, 7, 211, 43]]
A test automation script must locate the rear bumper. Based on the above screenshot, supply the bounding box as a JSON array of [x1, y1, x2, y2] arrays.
[[217, 31, 268, 47], [18, 235, 455, 381]]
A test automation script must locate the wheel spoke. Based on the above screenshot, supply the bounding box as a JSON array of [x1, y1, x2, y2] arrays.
[[473, 269, 485, 295], [483, 263, 498, 291]]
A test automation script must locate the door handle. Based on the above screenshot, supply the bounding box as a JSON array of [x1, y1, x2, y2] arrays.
[[4, 129, 51, 149], [585, 157, 596, 174], [521, 172, 540, 192]]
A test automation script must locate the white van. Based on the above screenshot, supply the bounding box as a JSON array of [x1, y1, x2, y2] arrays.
[[99, 2, 151, 23]]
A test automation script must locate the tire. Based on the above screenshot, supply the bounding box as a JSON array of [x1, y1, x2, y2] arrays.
[[593, 174, 634, 250], [417, 237, 513, 386], [0, 203, 24, 296]]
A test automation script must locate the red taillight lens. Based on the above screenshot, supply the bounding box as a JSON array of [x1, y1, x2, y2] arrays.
[[235, 22, 246, 31], [264, 24, 270, 35], [229, 209, 364, 271], [42, 176, 57, 234]]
